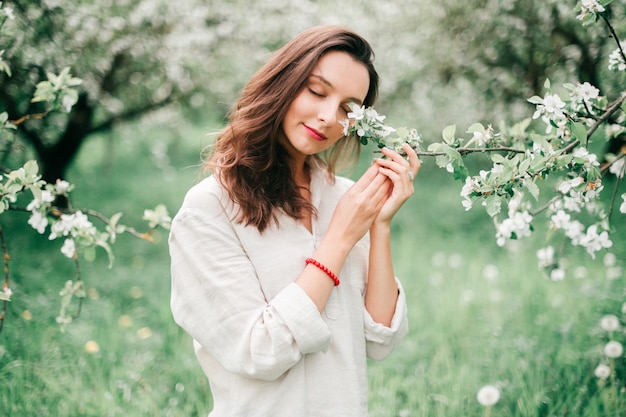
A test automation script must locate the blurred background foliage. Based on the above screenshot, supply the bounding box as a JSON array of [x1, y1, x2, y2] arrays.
[[1, 0, 626, 416], [3, 0, 626, 182]]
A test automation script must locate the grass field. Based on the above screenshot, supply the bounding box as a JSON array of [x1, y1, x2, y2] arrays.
[[0, 121, 624, 416]]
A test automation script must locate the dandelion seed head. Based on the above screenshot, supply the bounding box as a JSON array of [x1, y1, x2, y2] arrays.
[[594, 363, 611, 379], [604, 341, 624, 358], [600, 315, 620, 332], [477, 385, 500, 406]]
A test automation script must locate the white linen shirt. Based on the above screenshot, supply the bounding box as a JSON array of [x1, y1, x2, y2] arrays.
[[169, 167, 409, 417]]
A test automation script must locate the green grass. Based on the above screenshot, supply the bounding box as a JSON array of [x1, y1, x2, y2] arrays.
[[0, 123, 625, 416]]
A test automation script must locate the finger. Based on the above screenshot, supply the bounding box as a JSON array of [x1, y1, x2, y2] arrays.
[[374, 155, 412, 184], [403, 143, 421, 177], [380, 147, 411, 166]]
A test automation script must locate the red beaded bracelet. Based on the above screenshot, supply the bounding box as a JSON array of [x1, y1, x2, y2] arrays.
[[305, 258, 340, 286]]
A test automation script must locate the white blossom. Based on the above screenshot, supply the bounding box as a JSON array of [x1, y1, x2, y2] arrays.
[[26, 189, 55, 211], [54, 179, 72, 195], [608, 45, 626, 72], [572, 147, 599, 167], [578, 224, 612, 258], [495, 211, 533, 247], [536, 246, 555, 267], [460, 176, 478, 211], [60, 238, 76, 258], [550, 210, 571, 230], [347, 105, 366, 121], [2, 286, 12, 300], [49, 211, 95, 240], [577, 0, 605, 21], [471, 125, 494, 147], [573, 82, 600, 101], [27, 211, 48, 234], [621, 193, 626, 214], [609, 158, 625, 178], [564, 219, 586, 244], [558, 177, 584, 195], [550, 268, 566, 281]]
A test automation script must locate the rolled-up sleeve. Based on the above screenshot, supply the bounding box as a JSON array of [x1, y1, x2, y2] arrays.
[[169, 202, 331, 382], [363, 278, 409, 360]]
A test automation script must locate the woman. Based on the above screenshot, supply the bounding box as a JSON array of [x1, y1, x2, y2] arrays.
[[169, 25, 420, 416]]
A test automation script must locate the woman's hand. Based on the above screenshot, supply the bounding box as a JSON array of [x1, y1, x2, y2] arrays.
[[372, 143, 421, 226], [326, 163, 392, 248]]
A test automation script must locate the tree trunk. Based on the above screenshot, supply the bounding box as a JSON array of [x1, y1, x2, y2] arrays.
[[38, 93, 93, 184]]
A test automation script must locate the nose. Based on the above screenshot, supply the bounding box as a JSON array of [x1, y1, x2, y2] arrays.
[[318, 101, 338, 126]]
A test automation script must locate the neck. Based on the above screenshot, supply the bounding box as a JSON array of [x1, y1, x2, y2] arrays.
[[293, 159, 310, 187]]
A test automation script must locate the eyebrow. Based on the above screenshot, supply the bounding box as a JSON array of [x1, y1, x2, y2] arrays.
[[309, 74, 364, 106]]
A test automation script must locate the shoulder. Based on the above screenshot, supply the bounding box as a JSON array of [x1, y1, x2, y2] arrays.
[[174, 176, 234, 222]]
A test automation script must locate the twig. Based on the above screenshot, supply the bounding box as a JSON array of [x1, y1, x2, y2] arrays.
[[602, 15, 626, 63], [9, 111, 50, 126], [0, 225, 9, 334]]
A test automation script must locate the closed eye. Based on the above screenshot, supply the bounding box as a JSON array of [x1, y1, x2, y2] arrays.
[[308, 88, 324, 98]]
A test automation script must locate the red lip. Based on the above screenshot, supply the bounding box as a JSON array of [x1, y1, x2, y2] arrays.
[[303, 125, 327, 141]]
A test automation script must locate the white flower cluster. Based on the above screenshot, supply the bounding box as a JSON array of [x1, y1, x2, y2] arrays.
[[49, 211, 98, 258], [530, 81, 607, 139], [621, 193, 626, 214], [495, 192, 533, 247], [341, 104, 394, 142], [495, 210, 533, 247], [531, 93, 568, 137], [576, 0, 605, 21], [25, 177, 101, 259], [566, 82, 600, 112], [342, 103, 422, 155], [549, 208, 612, 258], [460, 164, 504, 211], [608, 42, 626, 72]]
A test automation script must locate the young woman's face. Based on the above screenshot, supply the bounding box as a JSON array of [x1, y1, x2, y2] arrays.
[[280, 50, 370, 163]]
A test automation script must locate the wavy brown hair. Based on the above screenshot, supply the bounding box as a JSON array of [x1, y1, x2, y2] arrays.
[[204, 25, 379, 232]]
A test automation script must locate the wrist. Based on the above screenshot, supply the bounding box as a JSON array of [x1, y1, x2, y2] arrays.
[[370, 221, 391, 238]]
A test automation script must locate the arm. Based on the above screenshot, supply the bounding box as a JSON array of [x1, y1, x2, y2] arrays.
[[365, 144, 421, 326], [295, 163, 393, 311]]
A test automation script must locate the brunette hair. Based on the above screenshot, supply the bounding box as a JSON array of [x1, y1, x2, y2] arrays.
[[205, 25, 379, 232]]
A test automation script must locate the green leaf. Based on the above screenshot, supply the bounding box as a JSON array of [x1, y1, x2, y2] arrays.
[[83, 246, 96, 262], [441, 125, 456, 144], [466, 123, 484, 134], [523, 178, 540, 201], [395, 127, 409, 138], [453, 163, 469, 182], [485, 195, 502, 218], [527, 95, 543, 104], [491, 153, 506, 164], [570, 122, 587, 143]]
